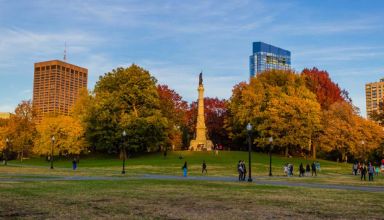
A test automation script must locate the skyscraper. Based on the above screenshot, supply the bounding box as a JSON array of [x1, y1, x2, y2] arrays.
[[365, 79, 384, 119], [32, 60, 88, 120], [249, 42, 291, 77]]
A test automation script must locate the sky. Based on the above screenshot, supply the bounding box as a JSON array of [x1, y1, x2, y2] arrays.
[[0, 0, 383, 117]]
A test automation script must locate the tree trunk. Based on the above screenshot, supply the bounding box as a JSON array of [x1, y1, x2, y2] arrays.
[[312, 144, 316, 160], [285, 146, 289, 157]]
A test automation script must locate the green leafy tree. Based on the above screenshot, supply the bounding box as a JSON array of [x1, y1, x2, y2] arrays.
[[88, 64, 168, 154]]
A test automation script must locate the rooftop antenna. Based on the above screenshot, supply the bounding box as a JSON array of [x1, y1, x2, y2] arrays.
[[63, 42, 67, 61]]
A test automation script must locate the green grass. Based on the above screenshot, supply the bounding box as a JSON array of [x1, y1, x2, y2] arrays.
[[4, 151, 384, 186], [0, 179, 383, 219]]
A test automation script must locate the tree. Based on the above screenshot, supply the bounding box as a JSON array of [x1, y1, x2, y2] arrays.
[[87, 64, 168, 154], [317, 101, 384, 161], [301, 67, 344, 109], [226, 70, 321, 155], [33, 115, 86, 156], [0, 101, 36, 161], [157, 85, 188, 150]]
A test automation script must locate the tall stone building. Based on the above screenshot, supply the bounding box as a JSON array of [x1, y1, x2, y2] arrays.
[[32, 60, 88, 120], [365, 78, 384, 119]]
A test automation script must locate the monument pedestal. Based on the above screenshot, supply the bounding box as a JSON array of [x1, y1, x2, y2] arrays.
[[190, 139, 213, 151]]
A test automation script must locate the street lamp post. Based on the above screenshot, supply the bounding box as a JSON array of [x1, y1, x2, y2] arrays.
[[122, 130, 127, 174], [269, 137, 273, 176], [246, 123, 252, 182], [4, 138, 9, 166], [50, 136, 55, 169]]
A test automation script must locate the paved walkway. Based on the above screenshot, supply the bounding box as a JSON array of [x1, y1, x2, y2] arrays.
[[0, 172, 383, 193]]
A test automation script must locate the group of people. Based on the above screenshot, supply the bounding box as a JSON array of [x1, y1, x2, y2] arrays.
[[299, 162, 317, 177], [237, 160, 247, 181], [352, 161, 382, 181], [283, 161, 320, 177]]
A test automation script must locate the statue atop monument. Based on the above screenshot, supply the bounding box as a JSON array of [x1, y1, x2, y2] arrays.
[[189, 72, 213, 151]]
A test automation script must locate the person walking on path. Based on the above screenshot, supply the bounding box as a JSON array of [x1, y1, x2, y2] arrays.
[[182, 161, 188, 177], [237, 160, 243, 181], [353, 162, 358, 175], [72, 158, 77, 170], [202, 160, 207, 174], [242, 160, 247, 181], [289, 164, 294, 176], [368, 163, 374, 181], [361, 164, 367, 181], [306, 164, 310, 176], [311, 162, 317, 176], [299, 163, 305, 177]]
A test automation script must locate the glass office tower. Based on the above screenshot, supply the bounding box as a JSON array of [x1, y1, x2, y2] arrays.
[[249, 42, 291, 77]]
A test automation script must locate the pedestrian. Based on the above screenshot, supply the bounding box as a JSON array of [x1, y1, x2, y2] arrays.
[[182, 161, 188, 177], [202, 160, 207, 174], [353, 162, 358, 175], [306, 163, 310, 176], [290, 164, 294, 176], [284, 163, 288, 176], [242, 160, 247, 181], [361, 164, 367, 181], [72, 158, 77, 170], [368, 163, 374, 181], [238, 160, 243, 181], [375, 165, 380, 176], [299, 163, 304, 177], [316, 161, 321, 172], [311, 162, 317, 176]]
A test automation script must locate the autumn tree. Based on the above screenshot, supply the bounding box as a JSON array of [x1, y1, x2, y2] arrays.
[[87, 65, 168, 154], [301, 67, 344, 109], [317, 101, 384, 161], [34, 115, 86, 156], [227, 70, 321, 155], [157, 85, 188, 150]]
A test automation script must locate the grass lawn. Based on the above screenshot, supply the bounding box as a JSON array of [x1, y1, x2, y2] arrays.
[[3, 151, 384, 186], [0, 179, 383, 219]]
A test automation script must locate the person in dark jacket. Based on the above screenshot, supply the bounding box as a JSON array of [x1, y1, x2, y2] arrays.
[[361, 164, 367, 181], [202, 160, 207, 174], [299, 163, 305, 177], [242, 160, 247, 181], [311, 162, 317, 176], [182, 161, 188, 177], [305, 164, 310, 176]]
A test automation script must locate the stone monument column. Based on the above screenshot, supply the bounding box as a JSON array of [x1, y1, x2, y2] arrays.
[[190, 72, 213, 151]]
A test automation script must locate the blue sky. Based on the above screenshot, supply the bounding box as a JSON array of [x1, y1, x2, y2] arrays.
[[0, 0, 383, 117]]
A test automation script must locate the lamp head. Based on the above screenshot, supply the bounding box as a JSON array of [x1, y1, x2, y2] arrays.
[[122, 130, 127, 137], [51, 136, 55, 141], [246, 123, 252, 131], [269, 137, 273, 143]]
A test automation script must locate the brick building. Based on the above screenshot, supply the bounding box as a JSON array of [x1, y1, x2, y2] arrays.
[[32, 60, 88, 120]]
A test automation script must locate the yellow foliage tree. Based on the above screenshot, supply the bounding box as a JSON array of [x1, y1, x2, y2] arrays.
[[34, 116, 87, 156]]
